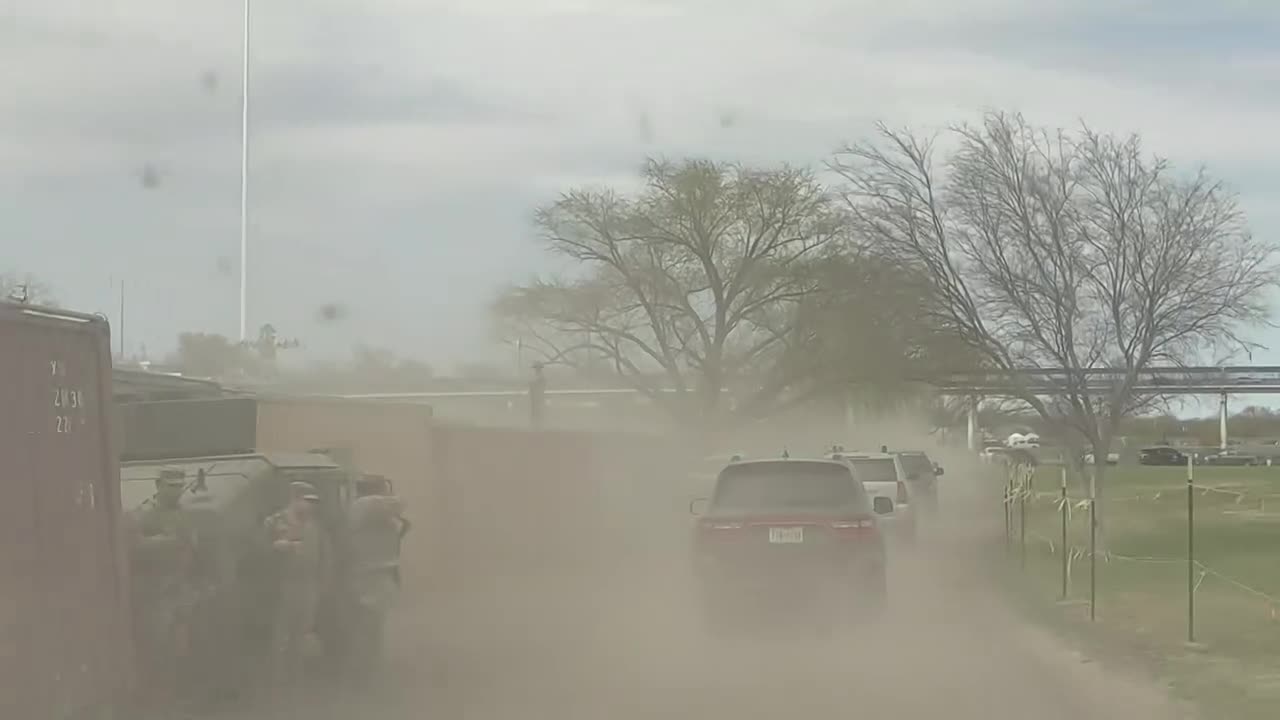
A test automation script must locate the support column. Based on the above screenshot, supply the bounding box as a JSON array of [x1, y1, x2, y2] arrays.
[[843, 387, 855, 440], [967, 398, 978, 452], [1219, 392, 1228, 450]]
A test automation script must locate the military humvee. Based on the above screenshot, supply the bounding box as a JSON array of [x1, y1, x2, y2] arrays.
[[122, 451, 381, 693], [116, 396, 400, 698]]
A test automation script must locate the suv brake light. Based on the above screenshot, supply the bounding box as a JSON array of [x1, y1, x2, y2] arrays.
[[830, 519, 874, 529], [704, 522, 744, 531], [830, 516, 878, 539]]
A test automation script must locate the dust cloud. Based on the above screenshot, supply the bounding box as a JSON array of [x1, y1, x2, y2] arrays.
[[231, 411, 1194, 720]]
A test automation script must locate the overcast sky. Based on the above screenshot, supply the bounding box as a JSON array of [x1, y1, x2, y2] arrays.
[[3, 0, 1279, 387]]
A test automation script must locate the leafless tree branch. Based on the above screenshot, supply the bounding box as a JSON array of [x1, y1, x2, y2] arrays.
[[831, 111, 1279, 504]]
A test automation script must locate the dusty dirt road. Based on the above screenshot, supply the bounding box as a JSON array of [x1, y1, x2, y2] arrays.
[[241, 463, 1196, 720]]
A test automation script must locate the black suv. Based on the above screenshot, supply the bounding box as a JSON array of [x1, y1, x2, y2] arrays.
[[1138, 446, 1188, 466]]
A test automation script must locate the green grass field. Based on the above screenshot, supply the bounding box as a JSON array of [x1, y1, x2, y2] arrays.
[[1010, 464, 1280, 717]]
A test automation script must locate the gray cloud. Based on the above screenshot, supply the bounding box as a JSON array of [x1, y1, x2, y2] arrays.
[[7, 0, 1280, 366], [256, 66, 538, 130]]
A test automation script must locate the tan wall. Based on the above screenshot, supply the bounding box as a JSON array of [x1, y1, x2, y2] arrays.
[[251, 397, 694, 589], [431, 425, 695, 581]]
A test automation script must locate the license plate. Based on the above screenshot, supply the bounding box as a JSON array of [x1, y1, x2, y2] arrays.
[[768, 526, 804, 544]]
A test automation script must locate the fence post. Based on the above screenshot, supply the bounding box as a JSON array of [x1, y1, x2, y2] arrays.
[[1187, 454, 1196, 644], [1089, 463, 1097, 621], [1060, 465, 1068, 600], [1019, 465, 1027, 571], [1004, 466, 1012, 553]]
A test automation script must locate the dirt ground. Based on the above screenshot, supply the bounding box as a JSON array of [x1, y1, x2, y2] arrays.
[[232, 458, 1197, 720]]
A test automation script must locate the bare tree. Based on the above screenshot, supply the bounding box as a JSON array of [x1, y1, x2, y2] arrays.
[[494, 158, 845, 422], [831, 111, 1277, 508], [766, 250, 980, 417]]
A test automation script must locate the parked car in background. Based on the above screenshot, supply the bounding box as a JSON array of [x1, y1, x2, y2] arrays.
[[983, 446, 1039, 468], [1138, 446, 1188, 466], [981, 446, 1006, 463], [689, 458, 887, 634], [1083, 451, 1121, 466], [1202, 448, 1260, 466]]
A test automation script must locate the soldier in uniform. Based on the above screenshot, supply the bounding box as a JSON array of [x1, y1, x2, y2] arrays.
[[128, 468, 198, 705], [346, 474, 409, 668], [265, 481, 324, 689]]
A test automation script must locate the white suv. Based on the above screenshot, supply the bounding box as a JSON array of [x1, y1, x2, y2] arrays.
[[826, 451, 917, 544]]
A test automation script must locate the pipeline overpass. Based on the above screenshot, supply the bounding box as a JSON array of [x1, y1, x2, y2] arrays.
[[113, 365, 1279, 450], [336, 366, 1280, 401], [337, 366, 1279, 450], [933, 366, 1280, 395], [933, 366, 1280, 451]]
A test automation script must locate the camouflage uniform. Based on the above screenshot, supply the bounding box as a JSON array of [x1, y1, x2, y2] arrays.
[[347, 480, 408, 665], [265, 482, 324, 687], [128, 469, 198, 701]]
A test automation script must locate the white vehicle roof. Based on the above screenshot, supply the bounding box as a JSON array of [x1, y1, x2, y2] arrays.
[[828, 451, 895, 461]]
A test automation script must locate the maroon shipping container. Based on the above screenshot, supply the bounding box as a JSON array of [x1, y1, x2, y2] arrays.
[[0, 303, 133, 719]]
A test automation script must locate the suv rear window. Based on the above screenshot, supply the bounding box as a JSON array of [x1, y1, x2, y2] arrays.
[[712, 462, 869, 513], [847, 458, 899, 484], [896, 454, 934, 479]]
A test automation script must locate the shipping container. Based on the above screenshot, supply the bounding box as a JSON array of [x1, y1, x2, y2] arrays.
[[0, 303, 133, 719]]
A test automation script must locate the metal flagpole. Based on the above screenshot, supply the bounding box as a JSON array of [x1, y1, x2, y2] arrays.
[[239, 0, 251, 342]]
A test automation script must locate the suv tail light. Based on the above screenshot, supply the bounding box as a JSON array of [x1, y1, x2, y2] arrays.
[[704, 521, 744, 531], [830, 519, 874, 529], [830, 516, 878, 539], [698, 521, 745, 540], [897, 481, 909, 504]]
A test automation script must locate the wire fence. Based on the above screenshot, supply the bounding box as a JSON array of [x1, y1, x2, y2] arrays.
[[999, 458, 1280, 710]]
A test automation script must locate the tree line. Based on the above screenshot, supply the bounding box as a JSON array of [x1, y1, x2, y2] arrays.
[[494, 111, 1279, 491]]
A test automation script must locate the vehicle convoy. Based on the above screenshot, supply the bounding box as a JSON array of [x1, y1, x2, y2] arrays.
[[1, 303, 134, 720], [690, 458, 887, 634], [116, 397, 407, 702], [828, 451, 917, 543]]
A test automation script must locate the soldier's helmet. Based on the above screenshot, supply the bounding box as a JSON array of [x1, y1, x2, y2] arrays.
[[290, 480, 321, 502]]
